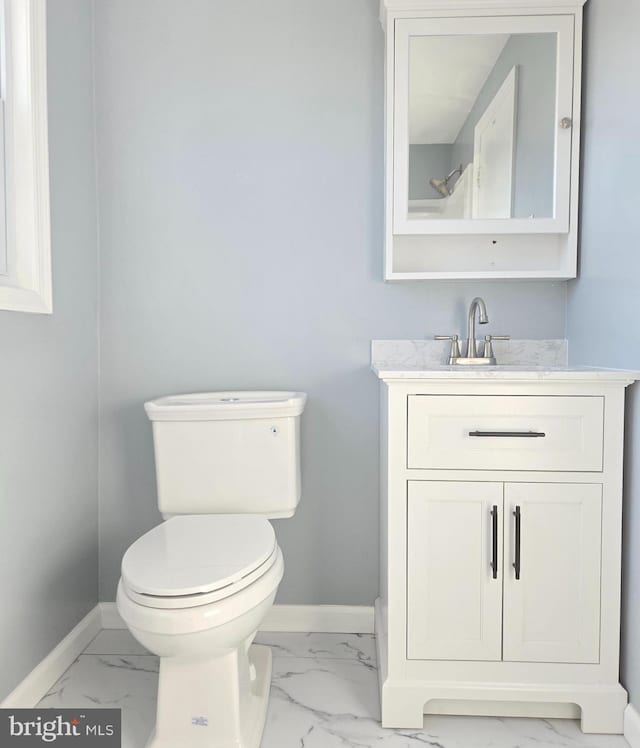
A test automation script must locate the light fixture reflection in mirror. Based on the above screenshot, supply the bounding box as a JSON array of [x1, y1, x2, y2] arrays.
[[429, 165, 464, 198]]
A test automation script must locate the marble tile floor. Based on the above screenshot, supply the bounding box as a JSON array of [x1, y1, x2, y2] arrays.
[[38, 630, 630, 748]]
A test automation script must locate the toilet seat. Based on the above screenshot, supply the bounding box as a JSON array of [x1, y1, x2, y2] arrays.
[[117, 545, 285, 635], [121, 515, 277, 609]]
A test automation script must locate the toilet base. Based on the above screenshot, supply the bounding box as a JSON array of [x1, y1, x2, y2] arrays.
[[145, 644, 272, 748]]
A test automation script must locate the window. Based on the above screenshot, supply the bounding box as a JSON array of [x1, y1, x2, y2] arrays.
[[0, 0, 51, 314]]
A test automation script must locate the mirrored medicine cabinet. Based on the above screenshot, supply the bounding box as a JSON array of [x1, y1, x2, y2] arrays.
[[380, 0, 587, 280]]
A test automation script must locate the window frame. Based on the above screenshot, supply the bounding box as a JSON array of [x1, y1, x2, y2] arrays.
[[0, 0, 51, 314]]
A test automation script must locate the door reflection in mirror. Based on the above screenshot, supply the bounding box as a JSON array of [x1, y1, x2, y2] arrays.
[[408, 33, 557, 220]]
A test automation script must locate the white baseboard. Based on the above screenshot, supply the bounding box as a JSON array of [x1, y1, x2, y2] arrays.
[[0, 606, 102, 708], [260, 604, 374, 633], [625, 704, 640, 748], [1, 602, 373, 709], [99, 602, 374, 634]]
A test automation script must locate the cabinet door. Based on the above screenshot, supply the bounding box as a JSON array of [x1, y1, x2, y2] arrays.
[[407, 481, 503, 661], [503, 483, 602, 663]]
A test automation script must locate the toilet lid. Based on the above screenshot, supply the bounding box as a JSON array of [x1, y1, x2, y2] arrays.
[[121, 515, 277, 597]]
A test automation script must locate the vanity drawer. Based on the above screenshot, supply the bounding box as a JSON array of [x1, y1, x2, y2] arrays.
[[407, 396, 604, 472]]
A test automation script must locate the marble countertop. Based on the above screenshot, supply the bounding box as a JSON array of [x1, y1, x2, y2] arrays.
[[372, 364, 640, 383], [371, 340, 640, 383]]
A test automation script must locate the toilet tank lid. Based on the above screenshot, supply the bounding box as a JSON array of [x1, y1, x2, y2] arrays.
[[145, 391, 307, 421]]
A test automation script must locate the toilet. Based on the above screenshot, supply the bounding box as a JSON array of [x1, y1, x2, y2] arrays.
[[116, 390, 307, 748]]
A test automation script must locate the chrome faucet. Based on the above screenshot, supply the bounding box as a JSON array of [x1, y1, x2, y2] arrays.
[[466, 297, 489, 358], [434, 297, 510, 366]]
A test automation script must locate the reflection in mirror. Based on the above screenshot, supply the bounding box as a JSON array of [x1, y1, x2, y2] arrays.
[[408, 33, 557, 220]]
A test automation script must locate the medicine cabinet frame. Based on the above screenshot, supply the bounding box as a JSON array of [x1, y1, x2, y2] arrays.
[[380, 0, 587, 281]]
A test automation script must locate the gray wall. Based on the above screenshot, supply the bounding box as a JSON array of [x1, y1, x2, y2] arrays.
[[409, 144, 453, 199], [567, 0, 640, 711], [0, 1, 99, 699], [452, 33, 556, 219], [93, 0, 566, 604]]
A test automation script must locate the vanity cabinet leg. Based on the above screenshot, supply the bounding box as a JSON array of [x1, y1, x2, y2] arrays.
[[578, 691, 627, 734], [380, 689, 426, 729]]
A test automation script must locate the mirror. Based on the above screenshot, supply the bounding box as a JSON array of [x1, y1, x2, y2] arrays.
[[407, 33, 557, 221]]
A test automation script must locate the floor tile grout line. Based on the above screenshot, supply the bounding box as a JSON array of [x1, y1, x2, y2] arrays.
[[36, 655, 87, 705], [82, 629, 103, 653]]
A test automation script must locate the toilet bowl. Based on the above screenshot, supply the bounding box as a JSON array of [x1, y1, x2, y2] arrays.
[[117, 515, 285, 748], [117, 391, 306, 748]]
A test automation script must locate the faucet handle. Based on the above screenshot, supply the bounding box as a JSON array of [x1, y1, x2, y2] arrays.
[[434, 335, 461, 364], [483, 335, 511, 360]]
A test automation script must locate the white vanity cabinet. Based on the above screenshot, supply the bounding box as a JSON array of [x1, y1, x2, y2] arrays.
[[375, 372, 637, 733]]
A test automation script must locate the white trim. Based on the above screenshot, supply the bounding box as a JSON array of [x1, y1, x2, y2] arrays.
[[0, 0, 52, 314], [0, 606, 102, 708], [99, 602, 375, 634], [260, 605, 375, 633], [625, 704, 640, 748], [386, 269, 575, 280], [382, 0, 587, 12]]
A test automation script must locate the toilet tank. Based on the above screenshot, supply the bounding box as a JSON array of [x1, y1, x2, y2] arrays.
[[145, 391, 306, 519]]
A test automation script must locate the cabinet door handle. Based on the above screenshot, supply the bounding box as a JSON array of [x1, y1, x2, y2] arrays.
[[490, 505, 498, 580], [513, 506, 522, 580], [469, 431, 546, 438]]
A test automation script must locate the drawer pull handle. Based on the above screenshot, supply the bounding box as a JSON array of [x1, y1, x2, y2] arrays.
[[468, 431, 546, 438], [513, 506, 522, 580], [490, 505, 498, 580]]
